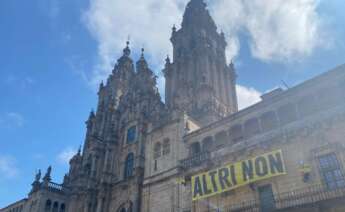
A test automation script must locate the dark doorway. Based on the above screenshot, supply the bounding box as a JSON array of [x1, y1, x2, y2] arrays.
[[258, 185, 275, 212]]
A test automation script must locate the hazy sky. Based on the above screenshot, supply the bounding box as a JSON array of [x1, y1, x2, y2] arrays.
[[0, 0, 344, 207]]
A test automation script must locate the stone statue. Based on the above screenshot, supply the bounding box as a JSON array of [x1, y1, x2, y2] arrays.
[[35, 169, 41, 182], [43, 166, 52, 183], [46, 166, 52, 177]]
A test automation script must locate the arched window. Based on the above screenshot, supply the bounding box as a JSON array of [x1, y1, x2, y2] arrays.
[[93, 200, 98, 212], [117, 200, 133, 212], [278, 103, 297, 125], [229, 124, 243, 143], [45, 200, 52, 212], [244, 118, 260, 138], [154, 143, 162, 159], [59, 204, 65, 212], [215, 131, 228, 147], [318, 87, 341, 110], [260, 111, 279, 132], [124, 153, 134, 179], [298, 95, 318, 117], [126, 126, 137, 144], [202, 136, 213, 151], [84, 155, 92, 176], [190, 142, 201, 155], [52, 202, 59, 212], [163, 139, 170, 155], [154, 159, 158, 171], [128, 201, 133, 212]]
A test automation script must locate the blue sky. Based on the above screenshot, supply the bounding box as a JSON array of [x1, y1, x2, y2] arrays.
[[0, 0, 344, 207]]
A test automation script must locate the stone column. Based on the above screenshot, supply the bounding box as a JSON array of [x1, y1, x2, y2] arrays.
[[91, 156, 96, 178], [96, 197, 104, 212]]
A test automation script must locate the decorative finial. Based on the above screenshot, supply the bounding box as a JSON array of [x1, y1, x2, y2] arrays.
[[43, 166, 52, 183], [230, 60, 236, 73], [78, 145, 82, 155], [221, 30, 225, 37], [172, 24, 176, 32], [89, 109, 95, 118], [165, 55, 170, 64], [141, 48, 145, 58], [123, 40, 131, 56], [137, 47, 148, 71], [126, 35, 130, 46], [99, 80, 104, 90], [35, 169, 41, 182], [164, 55, 171, 70]]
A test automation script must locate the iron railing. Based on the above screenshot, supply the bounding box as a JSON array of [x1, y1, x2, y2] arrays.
[[46, 182, 64, 193], [224, 184, 345, 212], [179, 152, 211, 170]]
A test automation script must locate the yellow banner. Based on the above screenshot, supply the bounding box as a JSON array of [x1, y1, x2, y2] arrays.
[[191, 150, 286, 201]]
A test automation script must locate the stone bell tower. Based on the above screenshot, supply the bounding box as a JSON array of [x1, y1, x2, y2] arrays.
[[163, 0, 238, 125]]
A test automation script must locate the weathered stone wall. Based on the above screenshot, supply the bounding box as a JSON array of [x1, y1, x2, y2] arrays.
[[141, 65, 345, 212]]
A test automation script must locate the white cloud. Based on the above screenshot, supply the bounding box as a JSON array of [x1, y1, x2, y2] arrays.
[[236, 85, 262, 110], [211, 0, 326, 62], [0, 112, 25, 128], [3, 75, 35, 89], [0, 155, 19, 179], [7, 113, 24, 127], [57, 147, 77, 165], [33, 153, 45, 160], [82, 0, 327, 89], [83, 0, 186, 87]]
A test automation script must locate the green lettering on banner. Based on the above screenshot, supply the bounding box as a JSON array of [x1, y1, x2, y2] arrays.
[[193, 176, 203, 199], [218, 168, 232, 190], [191, 150, 287, 201], [202, 174, 212, 195], [242, 160, 254, 181], [255, 156, 268, 177], [209, 171, 219, 192], [230, 165, 237, 185], [269, 152, 284, 174]]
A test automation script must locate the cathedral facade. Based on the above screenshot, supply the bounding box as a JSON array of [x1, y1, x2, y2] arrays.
[[2, 0, 345, 212]]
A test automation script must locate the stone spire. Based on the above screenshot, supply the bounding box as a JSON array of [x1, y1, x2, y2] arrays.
[[164, 55, 171, 70], [113, 41, 135, 82], [34, 169, 41, 182], [86, 110, 95, 128], [89, 109, 95, 119], [99, 80, 105, 92], [181, 0, 217, 32], [123, 40, 131, 57], [165, 0, 238, 125], [135, 48, 159, 95], [30, 169, 42, 193], [136, 48, 149, 71], [77, 145, 82, 155], [43, 166, 52, 183]]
